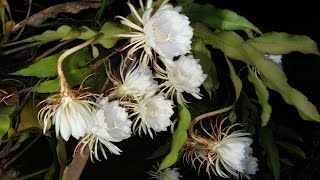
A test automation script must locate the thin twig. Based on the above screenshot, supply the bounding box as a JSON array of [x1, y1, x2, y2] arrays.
[[2, 41, 44, 55], [12, 0, 33, 41], [89, 50, 118, 70], [33, 39, 73, 63]]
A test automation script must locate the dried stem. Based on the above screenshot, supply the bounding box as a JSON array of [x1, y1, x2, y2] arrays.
[[62, 145, 90, 180]]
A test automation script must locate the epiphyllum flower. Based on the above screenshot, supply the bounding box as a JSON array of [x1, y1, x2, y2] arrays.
[[76, 97, 132, 161], [38, 92, 95, 141], [156, 55, 207, 105], [115, 0, 193, 61], [183, 119, 258, 179], [108, 60, 158, 100], [128, 94, 174, 138], [148, 165, 182, 180]]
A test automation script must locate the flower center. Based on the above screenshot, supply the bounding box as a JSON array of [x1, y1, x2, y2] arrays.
[[108, 123, 116, 129], [172, 69, 187, 83], [145, 103, 157, 118], [153, 24, 170, 42]]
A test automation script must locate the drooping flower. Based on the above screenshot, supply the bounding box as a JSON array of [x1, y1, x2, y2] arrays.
[[76, 97, 132, 161], [156, 55, 207, 105], [115, 0, 193, 62], [38, 92, 96, 141], [148, 165, 182, 180], [127, 94, 174, 138], [108, 60, 158, 101], [183, 119, 258, 179]]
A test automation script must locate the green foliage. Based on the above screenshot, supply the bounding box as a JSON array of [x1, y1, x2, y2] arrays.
[[95, 22, 128, 48], [0, 105, 15, 140], [259, 127, 280, 180], [5, 25, 72, 46], [147, 140, 172, 159], [18, 132, 30, 143], [34, 67, 92, 93], [17, 99, 49, 132], [193, 22, 320, 123], [256, 56, 320, 122], [226, 58, 242, 102], [274, 125, 303, 143], [247, 32, 320, 55], [183, 3, 262, 34], [12, 48, 93, 93], [91, 45, 99, 59], [159, 105, 191, 170], [248, 68, 272, 126], [12, 53, 61, 77], [192, 38, 219, 98], [78, 26, 98, 40], [94, 0, 109, 21], [276, 141, 306, 159]]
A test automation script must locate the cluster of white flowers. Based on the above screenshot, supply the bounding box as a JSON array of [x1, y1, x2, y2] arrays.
[[107, 0, 207, 138], [37, 1, 259, 178], [38, 0, 203, 161], [38, 92, 132, 161]]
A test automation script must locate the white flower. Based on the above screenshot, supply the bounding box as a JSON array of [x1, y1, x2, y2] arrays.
[[148, 166, 182, 180], [38, 94, 95, 141], [143, 1, 193, 60], [214, 135, 255, 177], [183, 119, 258, 179], [76, 97, 132, 161], [115, 0, 193, 62], [156, 55, 207, 105], [130, 94, 174, 138], [265, 54, 283, 68], [108, 61, 158, 100]]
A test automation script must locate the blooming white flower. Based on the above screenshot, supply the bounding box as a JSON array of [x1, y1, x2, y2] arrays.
[[143, 1, 193, 60], [76, 97, 132, 161], [183, 119, 258, 179], [265, 54, 283, 68], [148, 166, 182, 180], [108, 60, 158, 100], [38, 94, 95, 141], [115, 0, 193, 62], [129, 94, 174, 138], [214, 135, 256, 177], [156, 55, 207, 105]]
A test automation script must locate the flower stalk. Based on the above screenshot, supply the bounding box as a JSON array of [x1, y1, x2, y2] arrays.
[[57, 36, 98, 95]]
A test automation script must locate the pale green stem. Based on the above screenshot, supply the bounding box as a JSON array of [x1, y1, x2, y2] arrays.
[[188, 106, 233, 144], [57, 37, 97, 95], [17, 168, 50, 180]]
